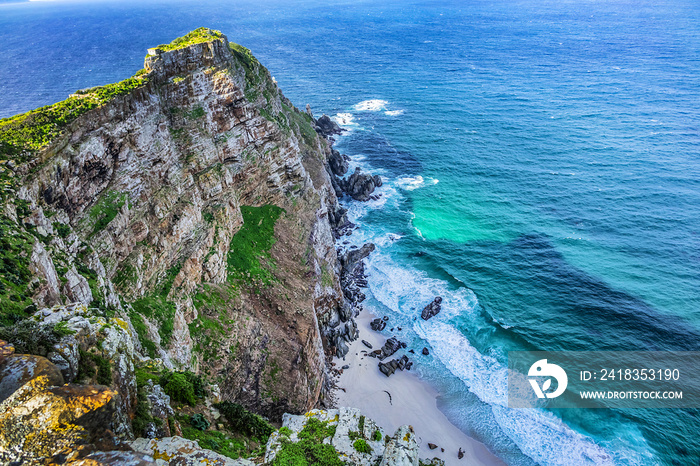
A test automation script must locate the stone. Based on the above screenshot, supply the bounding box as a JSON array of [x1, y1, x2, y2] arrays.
[[421, 297, 443, 320], [0, 376, 117, 464], [328, 149, 350, 177], [340, 167, 383, 201], [362, 340, 373, 349], [66, 450, 154, 465], [370, 318, 386, 332], [131, 437, 254, 465], [380, 425, 419, 466], [0, 340, 14, 365], [422, 347, 430, 355], [428, 443, 438, 450], [458, 447, 465, 459], [314, 114, 343, 138], [0, 353, 65, 403], [378, 337, 402, 360]]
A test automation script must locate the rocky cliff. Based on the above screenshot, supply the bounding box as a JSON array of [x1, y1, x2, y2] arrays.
[[0, 28, 372, 462]]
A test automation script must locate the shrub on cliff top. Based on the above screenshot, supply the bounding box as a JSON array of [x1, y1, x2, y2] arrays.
[[157, 27, 224, 52], [159, 371, 204, 406], [214, 401, 274, 440]]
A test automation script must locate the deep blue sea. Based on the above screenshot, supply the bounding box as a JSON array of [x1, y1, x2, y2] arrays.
[[2, 0, 699, 464]]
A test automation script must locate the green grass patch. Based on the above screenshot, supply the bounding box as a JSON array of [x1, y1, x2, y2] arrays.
[[353, 438, 372, 454], [88, 191, 128, 236], [130, 295, 177, 346], [156, 27, 225, 52], [227, 205, 284, 287], [215, 401, 274, 441], [189, 284, 236, 361], [128, 310, 158, 358], [159, 370, 204, 406]]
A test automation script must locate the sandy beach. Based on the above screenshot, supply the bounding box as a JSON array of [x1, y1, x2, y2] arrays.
[[334, 310, 505, 466]]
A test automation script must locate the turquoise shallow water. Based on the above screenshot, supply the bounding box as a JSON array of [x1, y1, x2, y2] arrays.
[[2, 0, 699, 464]]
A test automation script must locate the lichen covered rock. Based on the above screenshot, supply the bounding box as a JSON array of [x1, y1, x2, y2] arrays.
[[130, 436, 254, 465], [380, 425, 419, 466], [0, 353, 64, 403], [0, 376, 117, 464]]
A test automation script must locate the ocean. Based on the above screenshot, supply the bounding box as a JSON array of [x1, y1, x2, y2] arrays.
[[1, 0, 699, 464]]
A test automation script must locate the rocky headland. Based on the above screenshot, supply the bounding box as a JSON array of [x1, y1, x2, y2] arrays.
[[0, 28, 453, 465]]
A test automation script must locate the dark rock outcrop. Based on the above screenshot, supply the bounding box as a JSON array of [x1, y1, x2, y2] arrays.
[[378, 355, 410, 377], [328, 149, 350, 177], [314, 114, 344, 138], [370, 318, 386, 332], [0, 354, 65, 403], [422, 347, 430, 355], [377, 337, 403, 360], [421, 297, 443, 320], [340, 167, 383, 201]]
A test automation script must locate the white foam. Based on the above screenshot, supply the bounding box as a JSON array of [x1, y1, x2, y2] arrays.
[[354, 99, 389, 111], [333, 112, 357, 127], [396, 175, 439, 191], [385, 109, 405, 116]]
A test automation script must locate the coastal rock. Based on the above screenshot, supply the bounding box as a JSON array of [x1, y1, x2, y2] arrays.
[[428, 443, 438, 450], [0, 376, 117, 464], [0, 354, 64, 403], [328, 149, 350, 177], [142, 380, 174, 438], [421, 297, 443, 320], [315, 114, 344, 138], [422, 347, 430, 355], [340, 167, 383, 201], [378, 337, 403, 360], [369, 319, 386, 332], [378, 355, 410, 377], [131, 436, 254, 465], [379, 425, 419, 466], [362, 340, 373, 349], [341, 242, 376, 275]]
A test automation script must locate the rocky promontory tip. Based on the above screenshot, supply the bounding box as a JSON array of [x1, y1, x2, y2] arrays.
[[421, 296, 443, 320]]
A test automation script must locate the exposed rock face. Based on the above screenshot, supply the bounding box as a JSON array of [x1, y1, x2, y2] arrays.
[[340, 167, 384, 201], [378, 355, 411, 377], [131, 437, 254, 466], [0, 353, 64, 403], [1, 29, 358, 422], [421, 297, 443, 320], [380, 425, 420, 466], [0, 376, 117, 464]]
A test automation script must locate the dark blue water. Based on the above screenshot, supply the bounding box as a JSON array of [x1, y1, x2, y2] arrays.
[[2, 0, 699, 464]]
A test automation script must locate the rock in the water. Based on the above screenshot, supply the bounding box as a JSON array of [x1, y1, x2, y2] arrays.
[[380, 425, 419, 466], [422, 347, 430, 355], [315, 114, 344, 138], [340, 167, 383, 201], [421, 297, 443, 320], [362, 340, 373, 349], [0, 376, 117, 464], [131, 436, 254, 465], [0, 353, 64, 403]]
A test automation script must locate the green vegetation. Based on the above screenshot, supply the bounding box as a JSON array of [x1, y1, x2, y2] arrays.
[[53, 221, 71, 238], [0, 75, 147, 156], [160, 370, 205, 406], [353, 438, 372, 454], [0, 215, 35, 325], [87, 191, 128, 236], [180, 424, 250, 459], [227, 205, 284, 288], [130, 296, 177, 345], [156, 27, 224, 52], [272, 418, 344, 466], [358, 415, 365, 433], [77, 348, 112, 385], [189, 284, 236, 362], [372, 429, 382, 442], [215, 401, 274, 440], [186, 106, 205, 120], [190, 413, 210, 431], [0, 319, 68, 356]]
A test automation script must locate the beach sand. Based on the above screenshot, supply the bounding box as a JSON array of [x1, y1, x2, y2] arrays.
[[334, 310, 505, 466]]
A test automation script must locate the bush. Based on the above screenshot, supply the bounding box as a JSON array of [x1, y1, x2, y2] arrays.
[[0, 319, 64, 356], [353, 438, 372, 454], [215, 401, 274, 440], [160, 371, 196, 406], [273, 440, 344, 466], [190, 413, 210, 431], [372, 430, 382, 442]]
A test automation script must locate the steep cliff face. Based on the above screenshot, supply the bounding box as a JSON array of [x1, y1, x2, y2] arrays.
[[0, 28, 355, 426]]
